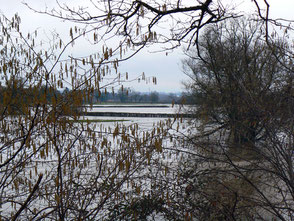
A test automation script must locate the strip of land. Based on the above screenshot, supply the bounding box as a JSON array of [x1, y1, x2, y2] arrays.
[[70, 119, 130, 123], [81, 112, 193, 118]]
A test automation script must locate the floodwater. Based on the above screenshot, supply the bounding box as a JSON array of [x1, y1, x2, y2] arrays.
[[85, 104, 182, 114]]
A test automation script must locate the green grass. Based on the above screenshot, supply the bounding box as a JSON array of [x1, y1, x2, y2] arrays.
[[70, 119, 130, 123]]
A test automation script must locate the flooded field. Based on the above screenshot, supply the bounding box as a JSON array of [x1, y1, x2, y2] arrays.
[[86, 104, 179, 114], [1, 104, 192, 220]]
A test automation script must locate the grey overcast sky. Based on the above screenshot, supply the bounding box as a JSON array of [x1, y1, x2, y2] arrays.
[[1, 0, 294, 93]]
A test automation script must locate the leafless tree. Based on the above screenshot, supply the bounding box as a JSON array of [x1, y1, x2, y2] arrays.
[[0, 13, 170, 220], [174, 18, 294, 220]]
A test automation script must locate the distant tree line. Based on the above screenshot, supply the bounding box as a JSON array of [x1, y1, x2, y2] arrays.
[[88, 88, 182, 104], [0, 79, 183, 114], [0, 77, 63, 115]]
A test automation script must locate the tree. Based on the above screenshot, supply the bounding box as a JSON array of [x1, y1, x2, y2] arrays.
[[183, 18, 288, 148], [150, 91, 159, 103], [116, 87, 127, 103], [0, 13, 167, 220], [175, 18, 294, 220], [24, 0, 289, 72]]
